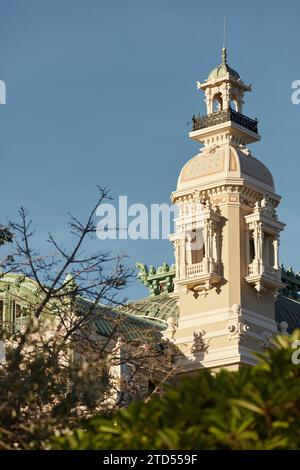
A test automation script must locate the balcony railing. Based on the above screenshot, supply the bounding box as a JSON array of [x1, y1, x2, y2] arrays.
[[186, 262, 205, 277], [186, 259, 220, 278], [248, 262, 280, 282], [191, 108, 258, 134]]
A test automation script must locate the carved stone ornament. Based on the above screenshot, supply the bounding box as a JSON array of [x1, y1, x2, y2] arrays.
[[191, 329, 210, 356], [161, 337, 177, 358], [227, 305, 250, 343], [278, 321, 289, 335], [227, 319, 250, 342], [166, 316, 177, 339]]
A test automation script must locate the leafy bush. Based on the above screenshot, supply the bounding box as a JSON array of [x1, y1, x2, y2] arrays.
[[0, 226, 13, 246], [52, 331, 300, 450]]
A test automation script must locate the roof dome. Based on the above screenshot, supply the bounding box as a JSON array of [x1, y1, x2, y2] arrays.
[[208, 48, 240, 81], [177, 145, 274, 193]]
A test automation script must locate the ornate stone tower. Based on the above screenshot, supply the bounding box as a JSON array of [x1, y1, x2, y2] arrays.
[[169, 48, 285, 372]]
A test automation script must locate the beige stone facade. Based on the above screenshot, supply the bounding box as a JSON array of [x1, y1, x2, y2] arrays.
[[168, 49, 285, 373]]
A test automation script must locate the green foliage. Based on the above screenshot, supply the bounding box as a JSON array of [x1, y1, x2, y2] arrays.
[[52, 331, 300, 450], [0, 226, 13, 246], [0, 331, 112, 449]]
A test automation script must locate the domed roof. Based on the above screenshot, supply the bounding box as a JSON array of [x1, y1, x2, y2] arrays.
[[177, 145, 274, 192], [208, 48, 240, 81]]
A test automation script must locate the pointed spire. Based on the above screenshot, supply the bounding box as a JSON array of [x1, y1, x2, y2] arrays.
[[223, 16, 226, 48], [222, 17, 228, 65]]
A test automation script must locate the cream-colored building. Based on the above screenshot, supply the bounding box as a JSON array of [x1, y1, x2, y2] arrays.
[[1, 48, 300, 394], [135, 48, 300, 375]]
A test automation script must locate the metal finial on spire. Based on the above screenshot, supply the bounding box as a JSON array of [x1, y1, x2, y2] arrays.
[[222, 46, 227, 64], [222, 17, 227, 64]]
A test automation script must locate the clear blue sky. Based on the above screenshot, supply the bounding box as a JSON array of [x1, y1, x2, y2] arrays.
[[0, 0, 299, 301]]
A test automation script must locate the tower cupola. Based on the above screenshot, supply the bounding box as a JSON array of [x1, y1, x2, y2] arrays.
[[192, 48, 258, 147], [208, 47, 240, 81]]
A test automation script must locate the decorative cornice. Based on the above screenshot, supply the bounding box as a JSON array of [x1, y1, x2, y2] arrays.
[[172, 183, 280, 210]]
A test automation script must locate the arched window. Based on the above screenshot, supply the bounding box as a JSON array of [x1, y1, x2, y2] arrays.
[[212, 93, 223, 112], [230, 96, 238, 111]]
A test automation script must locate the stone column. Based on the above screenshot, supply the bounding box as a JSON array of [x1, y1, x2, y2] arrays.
[[208, 220, 214, 262], [221, 83, 229, 110], [203, 220, 209, 272], [212, 230, 217, 263], [273, 236, 279, 270], [205, 89, 212, 114], [174, 239, 180, 279], [257, 222, 264, 275], [185, 233, 193, 266], [180, 234, 186, 278], [252, 225, 258, 263], [245, 227, 250, 266]]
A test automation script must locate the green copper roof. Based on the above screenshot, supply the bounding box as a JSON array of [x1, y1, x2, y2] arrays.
[[75, 296, 167, 342], [2, 273, 300, 341], [207, 48, 240, 81], [275, 295, 300, 334], [120, 294, 179, 322]]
